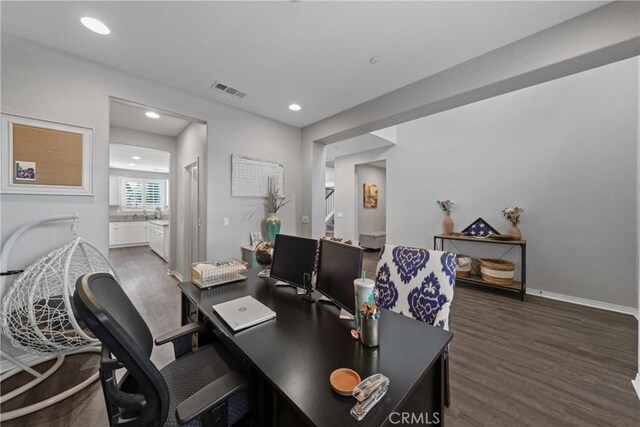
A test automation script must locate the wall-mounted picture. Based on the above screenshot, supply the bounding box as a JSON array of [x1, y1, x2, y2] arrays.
[[363, 183, 378, 208], [1, 113, 93, 195], [15, 161, 36, 181]]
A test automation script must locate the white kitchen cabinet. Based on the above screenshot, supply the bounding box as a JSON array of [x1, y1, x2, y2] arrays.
[[148, 221, 170, 262], [115, 222, 130, 245], [129, 221, 149, 244], [109, 223, 117, 246], [109, 176, 120, 206], [109, 221, 150, 247]]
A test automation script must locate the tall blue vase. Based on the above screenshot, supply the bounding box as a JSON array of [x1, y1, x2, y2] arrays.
[[265, 213, 281, 243]]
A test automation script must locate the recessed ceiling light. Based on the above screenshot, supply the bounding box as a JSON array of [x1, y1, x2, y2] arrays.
[[129, 163, 136, 166], [370, 56, 381, 64], [145, 112, 160, 119], [80, 17, 110, 35], [131, 156, 141, 160], [289, 104, 302, 111]]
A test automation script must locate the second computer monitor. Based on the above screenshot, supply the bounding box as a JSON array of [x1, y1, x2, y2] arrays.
[[270, 234, 318, 289], [315, 239, 364, 314]]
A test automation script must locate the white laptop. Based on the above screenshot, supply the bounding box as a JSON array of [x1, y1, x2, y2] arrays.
[[212, 296, 276, 332]]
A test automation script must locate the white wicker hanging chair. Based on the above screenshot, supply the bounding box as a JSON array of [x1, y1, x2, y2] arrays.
[[1, 237, 113, 354], [0, 214, 118, 421]]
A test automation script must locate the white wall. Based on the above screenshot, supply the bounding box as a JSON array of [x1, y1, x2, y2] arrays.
[[386, 58, 637, 308], [110, 125, 177, 153], [0, 35, 301, 358], [356, 164, 386, 235], [325, 167, 335, 188], [175, 123, 206, 278]]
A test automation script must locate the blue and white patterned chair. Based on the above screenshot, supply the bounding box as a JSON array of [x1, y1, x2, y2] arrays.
[[374, 244, 456, 406]]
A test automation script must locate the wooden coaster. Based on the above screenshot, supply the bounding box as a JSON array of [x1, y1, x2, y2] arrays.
[[330, 368, 361, 396]]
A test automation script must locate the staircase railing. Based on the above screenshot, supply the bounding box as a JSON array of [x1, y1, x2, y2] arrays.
[[325, 188, 335, 223]]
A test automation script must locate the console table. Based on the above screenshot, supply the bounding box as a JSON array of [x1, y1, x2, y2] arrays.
[[434, 234, 526, 300]]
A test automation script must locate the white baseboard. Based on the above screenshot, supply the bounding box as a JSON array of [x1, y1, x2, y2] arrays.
[[170, 270, 183, 282], [632, 374, 640, 400], [527, 288, 638, 319]]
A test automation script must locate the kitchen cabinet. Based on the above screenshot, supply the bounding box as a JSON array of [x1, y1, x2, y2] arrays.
[[109, 221, 150, 247], [129, 221, 149, 244], [148, 220, 170, 262], [109, 223, 117, 246]]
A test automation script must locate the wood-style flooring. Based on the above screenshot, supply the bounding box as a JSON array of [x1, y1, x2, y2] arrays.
[[2, 246, 638, 426]]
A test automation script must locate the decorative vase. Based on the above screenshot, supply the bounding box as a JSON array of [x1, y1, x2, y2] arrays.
[[507, 224, 522, 240], [265, 213, 281, 243], [442, 212, 454, 235]]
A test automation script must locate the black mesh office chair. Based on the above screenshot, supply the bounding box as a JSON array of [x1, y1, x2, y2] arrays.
[[73, 272, 250, 426]]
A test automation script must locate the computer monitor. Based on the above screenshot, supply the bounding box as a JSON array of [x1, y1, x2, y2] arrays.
[[315, 239, 364, 315], [269, 234, 318, 289]]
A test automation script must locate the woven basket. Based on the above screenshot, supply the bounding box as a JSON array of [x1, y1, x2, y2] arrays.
[[456, 255, 472, 278], [479, 258, 515, 285]]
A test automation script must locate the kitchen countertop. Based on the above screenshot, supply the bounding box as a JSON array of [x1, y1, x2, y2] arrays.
[[109, 215, 170, 223]]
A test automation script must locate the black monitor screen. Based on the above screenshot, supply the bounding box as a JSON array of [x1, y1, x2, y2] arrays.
[[270, 234, 318, 289], [315, 239, 364, 314]]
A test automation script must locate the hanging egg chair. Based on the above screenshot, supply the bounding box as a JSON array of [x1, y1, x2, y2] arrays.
[[0, 214, 118, 421]]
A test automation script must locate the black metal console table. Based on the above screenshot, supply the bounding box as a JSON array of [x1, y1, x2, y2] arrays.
[[434, 234, 527, 301]]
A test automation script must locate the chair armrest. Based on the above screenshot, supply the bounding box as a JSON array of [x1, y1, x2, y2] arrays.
[[155, 322, 207, 346], [176, 371, 247, 425]]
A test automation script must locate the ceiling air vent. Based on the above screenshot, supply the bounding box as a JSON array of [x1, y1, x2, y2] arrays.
[[211, 81, 247, 99]]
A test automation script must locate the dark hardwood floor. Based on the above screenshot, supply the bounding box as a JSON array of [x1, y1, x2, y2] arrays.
[[2, 247, 638, 426]]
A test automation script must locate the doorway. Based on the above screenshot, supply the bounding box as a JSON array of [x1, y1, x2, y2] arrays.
[[355, 160, 387, 251], [108, 98, 207, 281]]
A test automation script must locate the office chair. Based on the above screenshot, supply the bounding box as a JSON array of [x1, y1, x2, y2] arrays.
[[311, 236, 360, 286], [374, 244, 456, 407], [73, 272, 250, 426]]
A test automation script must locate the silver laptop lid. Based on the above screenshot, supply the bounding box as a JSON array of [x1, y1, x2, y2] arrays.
[[212, 296, 276, 332]]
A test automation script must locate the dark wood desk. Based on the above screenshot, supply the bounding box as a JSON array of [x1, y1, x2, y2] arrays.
[[179, 268, 452, 426]]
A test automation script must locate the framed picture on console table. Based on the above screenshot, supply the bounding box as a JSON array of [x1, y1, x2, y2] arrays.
[[1, 113, 94, 196]]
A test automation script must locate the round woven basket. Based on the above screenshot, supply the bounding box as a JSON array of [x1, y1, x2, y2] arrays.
[[479, 258, 515, 285], [456, 255, 472, 278]]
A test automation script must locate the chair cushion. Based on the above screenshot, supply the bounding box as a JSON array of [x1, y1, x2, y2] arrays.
[[160, 343, 249, 426]]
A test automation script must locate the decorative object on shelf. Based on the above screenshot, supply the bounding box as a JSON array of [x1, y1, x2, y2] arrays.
[[502, 207, 524, 240], [263, 176, 289, 243], [363, 183, 379, 208], [436, 200, 455, 235], [250, 231, 263, 246], [462, 217, 500, 237], [479, 258, 515, 285], [456, 255, 472, 277], [1, 113, 94, 195], [255, 241, 274, 278]]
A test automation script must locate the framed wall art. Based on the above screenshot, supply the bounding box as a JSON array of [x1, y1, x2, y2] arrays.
[[363, 183, 378, 208], [1, 113, 93, 195]]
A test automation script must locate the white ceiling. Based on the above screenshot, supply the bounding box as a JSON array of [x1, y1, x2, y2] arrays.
[[367, 161, 387, 170], [2, 1, 607, 128], [110, 101, 191, 137], [110, 143, 171, 173]]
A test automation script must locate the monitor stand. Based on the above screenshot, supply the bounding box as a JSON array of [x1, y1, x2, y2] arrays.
[[339, 308, 354, 320], [274, 281, 291, 287]]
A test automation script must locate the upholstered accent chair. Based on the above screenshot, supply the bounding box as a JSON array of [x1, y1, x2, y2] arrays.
[[74, 273, 250, 426], [311, 236, 361, 287], [374, 244, 456, 406]]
